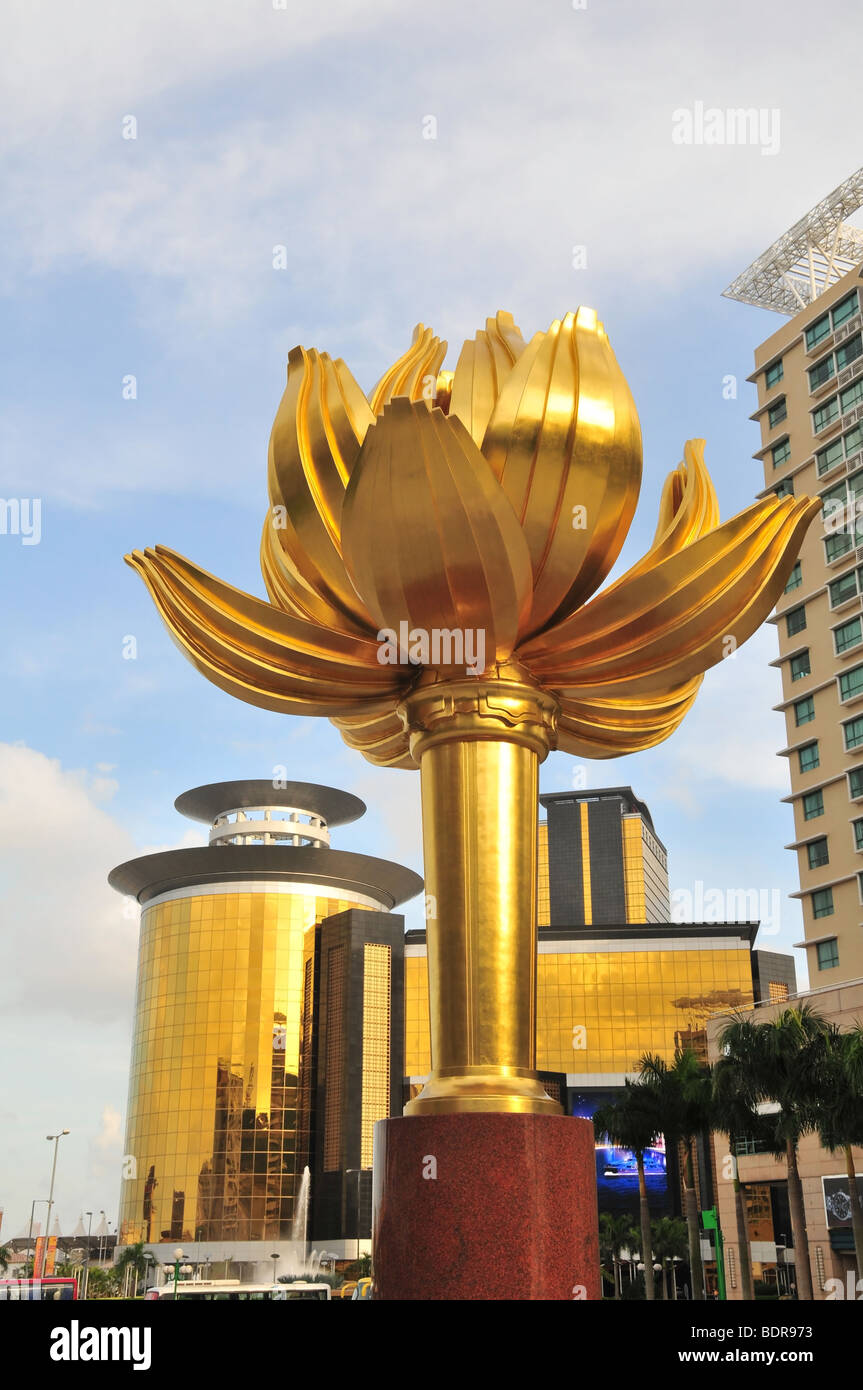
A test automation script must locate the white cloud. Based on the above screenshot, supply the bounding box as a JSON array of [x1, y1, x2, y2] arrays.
[[88, 1104, 125, 1190], [344, 763, 424, 930], [1, 0, 859, 516], [658, 624, 790, 797], [0, 743, 138, 1021], [141, 826, 206, 854], [347, 764, 423, 870], [3, 0, 861, 340], [0, 0, 402, 147], [92, 1104, 123, 1153]]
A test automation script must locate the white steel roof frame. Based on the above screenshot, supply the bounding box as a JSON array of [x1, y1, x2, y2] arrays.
[[723, 167, 863, 315]]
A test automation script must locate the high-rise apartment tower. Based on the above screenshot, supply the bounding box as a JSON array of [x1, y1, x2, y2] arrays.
[[725, 168, 863, 984]]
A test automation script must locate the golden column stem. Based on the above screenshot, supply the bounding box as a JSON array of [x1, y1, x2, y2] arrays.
[[401, 672, 562, 1116]]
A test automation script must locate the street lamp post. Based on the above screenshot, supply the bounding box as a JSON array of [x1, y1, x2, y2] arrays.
[[43, 1131, 70, 1275], [27, 1199, 48, 1275], [97, 1211, 106, 1266], [270, 1252, 279, 1287], [83, 1211, 93, 1299], [172, 1248, 184, 1300]]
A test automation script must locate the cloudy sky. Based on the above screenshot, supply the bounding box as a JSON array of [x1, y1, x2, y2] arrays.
[[1, 0, 860, 1240]]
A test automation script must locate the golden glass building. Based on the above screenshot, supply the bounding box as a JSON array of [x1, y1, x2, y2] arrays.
[[406, 923, 758, 1084], [538, 788, 670, 926], [110, 780, 421, 1272]]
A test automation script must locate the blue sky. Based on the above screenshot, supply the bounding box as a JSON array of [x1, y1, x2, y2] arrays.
[[2, 0, 861, 1240]]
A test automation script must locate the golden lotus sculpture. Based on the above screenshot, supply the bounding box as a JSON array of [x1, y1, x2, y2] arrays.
[[128, 308, 818, 1116]]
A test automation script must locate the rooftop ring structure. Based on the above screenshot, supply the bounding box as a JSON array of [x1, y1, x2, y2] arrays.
[[109, 779, 422, 910]]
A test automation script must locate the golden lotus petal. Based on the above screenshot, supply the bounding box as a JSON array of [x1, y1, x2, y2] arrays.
[[368, 323, 447, 415], [624, 438, 720, 584], [125, 546, 406, 716], [261, 510, 371, 637], [331, 705, 415, 769], [523, 436, 719, 657], [128, 313, 820, 772], [653, 439, 719, 547], [448, 310, 528, 446], [341, 399, 534, 674], [482, 307, 642, 638], [521, 496, 820, 694], [267, 346, 375, 634], [555, 677, 703, 758], [260, 514, 335, 626]]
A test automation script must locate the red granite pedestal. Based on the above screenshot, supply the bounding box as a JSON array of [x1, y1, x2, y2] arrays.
[[372, 1112, 600, 1300]]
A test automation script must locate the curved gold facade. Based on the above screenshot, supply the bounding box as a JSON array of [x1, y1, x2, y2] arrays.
[[119, 887, 371, 1247]]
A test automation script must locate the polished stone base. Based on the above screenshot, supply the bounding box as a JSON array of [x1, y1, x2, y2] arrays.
[[372, 1112, 600, 1300]]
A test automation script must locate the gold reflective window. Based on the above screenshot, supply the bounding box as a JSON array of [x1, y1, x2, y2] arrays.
[[361, 944, 392, 1168]]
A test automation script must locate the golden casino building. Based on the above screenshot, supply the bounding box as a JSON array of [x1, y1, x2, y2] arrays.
[[110, 780, 422, 1272], [113, 780, 796, 1267]]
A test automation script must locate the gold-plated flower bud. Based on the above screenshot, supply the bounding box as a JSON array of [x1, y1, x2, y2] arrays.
[[125, 307, 821, 1121], [341, 399, 533, 674], [126, 308, 819, 767]]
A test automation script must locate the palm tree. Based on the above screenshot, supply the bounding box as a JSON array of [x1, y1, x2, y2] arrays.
[[716, 1005, 829, 1301], [622, 1221, 641, 1287], [597, 1214, 615, 1298], [343, 1252, 372, 1282], [115, 1242, 148, 1298], [86, 1266, 121, 1299], [711, 1062, 778, 1302], [0, 1245, 10, 1274], [651, 1216, 688, 1299], [811, 1022, 863, 1282], [594, 1082, 663, 1302], [598, 1212, 634, 1299], [639, 1048, 712, 1301]]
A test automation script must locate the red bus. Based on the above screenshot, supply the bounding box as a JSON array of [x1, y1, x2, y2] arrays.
[[0, 1277, 78, 1301]]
